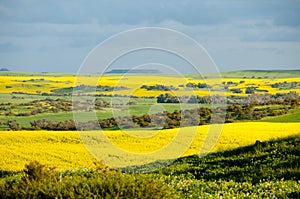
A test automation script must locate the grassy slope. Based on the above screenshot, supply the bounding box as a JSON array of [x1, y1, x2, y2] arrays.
[[151, 135, 300, 198], [157, 135, 299, 182], [258, 108, 300, 123]]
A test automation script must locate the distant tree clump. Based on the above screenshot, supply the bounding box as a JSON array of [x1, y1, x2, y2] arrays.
[[271, 81, 300, 90], [51, 84, 128, 96], [245, 86, 256, 94], [141, 84, 178, 91], [186, 82, 212, 89], [229, 88, 242, 94], [157, 94, 180, 103]]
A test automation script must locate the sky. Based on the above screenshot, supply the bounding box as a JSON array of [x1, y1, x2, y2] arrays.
[[0, 0, 300, 73]]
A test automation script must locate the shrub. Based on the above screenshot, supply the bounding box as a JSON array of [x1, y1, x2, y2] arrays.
[[0, 162, 178, 199], [245, 86, 256, 94], [23, 161, 56, 182]]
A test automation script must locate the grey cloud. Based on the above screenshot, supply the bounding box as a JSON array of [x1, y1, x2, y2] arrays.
[[1, 0, 298, 27], [0, 42, 21, 52], [0, 0, 300, 72]]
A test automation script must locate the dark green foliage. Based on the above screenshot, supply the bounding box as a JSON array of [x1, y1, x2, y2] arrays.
[[2, 92, 299, 130], [157, 92, 299, 105], [1, 98, 110, 117], [141, 84, 178, 91], [229, 88, 242, 93], [6, 120, 20, 130], [7, 100, 298, 130], [23, 161, 56, 182], [157, 94, 180, 103], [186, 82, 212, 89], [271, 81, 300, 90], [245, 86, 257, 94], [0, 162, 178, 199], [29, 119, 78, 130], [0, 170, 18, 178], [51, 84, 128, 95]]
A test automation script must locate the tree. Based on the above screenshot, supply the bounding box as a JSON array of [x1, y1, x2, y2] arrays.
[[245, 87, 256, 94]]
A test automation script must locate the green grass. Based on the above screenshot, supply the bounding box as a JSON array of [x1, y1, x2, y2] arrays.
[[258, 108, 300, 123], [134, 135, 300, 198], [1, 110, 119, 127], [156, 135, 300, 181], [0, 94, 67, 104]]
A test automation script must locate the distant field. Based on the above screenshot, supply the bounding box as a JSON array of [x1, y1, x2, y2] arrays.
[[1, 122, 299, 171], [2, 69, 300, 78], [1, 105, 204, 128], [0, 70, 299, 170], [1, 71, 300, 129], [259, 108, 300, 123], [0, 93, 207, 127], [221, 70, 300, 78], [1, 72, 300, 97]]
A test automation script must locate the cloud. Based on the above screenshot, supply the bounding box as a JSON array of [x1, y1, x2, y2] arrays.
[[2, 0, 299, 27], [0, 0, 299, 72], [0, 42, 20, 52]]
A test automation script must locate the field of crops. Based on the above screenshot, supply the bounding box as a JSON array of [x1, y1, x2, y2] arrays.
[[1, 122, 299, 171], [1, 72, 300, 97]]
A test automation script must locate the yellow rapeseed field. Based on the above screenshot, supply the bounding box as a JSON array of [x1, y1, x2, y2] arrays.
[[1, 75, 300, 96], [1, 122, 299, 171]]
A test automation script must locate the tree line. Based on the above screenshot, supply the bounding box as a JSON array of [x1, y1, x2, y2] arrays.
[[0, 98, 110, 117], [4, 95, 298, 131], [157, 92, 299, 105], [140, 84, 178, 91]]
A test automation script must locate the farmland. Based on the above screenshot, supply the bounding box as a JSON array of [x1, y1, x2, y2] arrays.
[[1, 70, 300, 130], [0, 70, 299, 197], [1, 133, 299, 198], [0, 122, 299, 171], [1, 71, 300, 97]]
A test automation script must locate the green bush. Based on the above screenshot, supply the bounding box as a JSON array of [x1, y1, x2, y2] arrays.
[[0, 161, 178, 199]]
